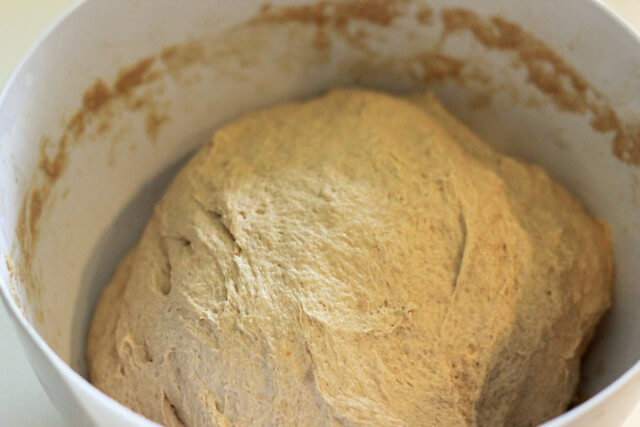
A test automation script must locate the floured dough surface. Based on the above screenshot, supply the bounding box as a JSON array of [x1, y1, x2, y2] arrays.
[[88, 89, 613, 426]]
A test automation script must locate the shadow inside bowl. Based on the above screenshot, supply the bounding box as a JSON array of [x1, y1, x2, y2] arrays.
[[70, 149, 197, 378]]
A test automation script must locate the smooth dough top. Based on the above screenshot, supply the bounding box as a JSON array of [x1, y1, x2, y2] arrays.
[[88, 89, 613, 426]]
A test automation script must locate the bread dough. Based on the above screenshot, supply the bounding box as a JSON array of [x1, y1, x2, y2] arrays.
[[87, 89, 613, 426]]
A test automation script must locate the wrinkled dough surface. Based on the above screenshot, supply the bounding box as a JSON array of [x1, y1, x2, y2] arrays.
[[88, 89, 613, 426]]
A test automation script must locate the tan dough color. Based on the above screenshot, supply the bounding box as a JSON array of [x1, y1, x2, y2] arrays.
[[87, 89, 613, 426]]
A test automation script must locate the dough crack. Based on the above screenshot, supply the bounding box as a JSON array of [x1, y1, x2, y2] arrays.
[[452, 211, 467, 291]]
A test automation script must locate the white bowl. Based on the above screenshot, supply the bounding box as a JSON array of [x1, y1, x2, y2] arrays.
[[1, 0, 640, 425]]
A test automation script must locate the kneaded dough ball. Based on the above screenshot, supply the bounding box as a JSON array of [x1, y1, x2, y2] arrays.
[[88, 89, 613, 426]]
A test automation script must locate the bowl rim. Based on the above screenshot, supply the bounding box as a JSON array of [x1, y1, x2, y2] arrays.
[[0, 0, 157, 424], [0, 0, 638, 425]]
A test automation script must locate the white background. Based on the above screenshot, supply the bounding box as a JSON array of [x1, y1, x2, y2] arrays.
[[0, 0, 639, 425]]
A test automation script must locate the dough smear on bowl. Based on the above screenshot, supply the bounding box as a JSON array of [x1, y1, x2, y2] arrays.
[[87, 88, 613, 426]]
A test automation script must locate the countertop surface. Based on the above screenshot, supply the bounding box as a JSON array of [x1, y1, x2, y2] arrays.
[[1, 1, 639, 425]]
